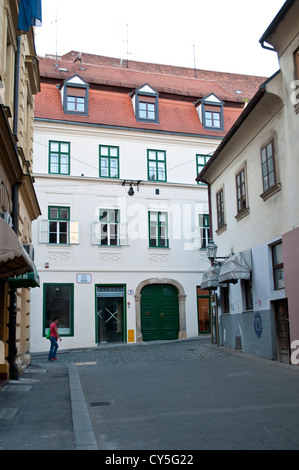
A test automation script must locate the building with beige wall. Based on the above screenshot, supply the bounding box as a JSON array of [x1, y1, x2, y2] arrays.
[[0, 0, 41, 381]]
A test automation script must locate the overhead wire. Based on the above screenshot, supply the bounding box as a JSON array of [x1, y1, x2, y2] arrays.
[[33, 139, 214, 176]]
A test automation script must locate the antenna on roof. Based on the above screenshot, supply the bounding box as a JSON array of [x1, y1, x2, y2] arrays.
[[193, 44, 197, 78], [55, 8, 59, 67], [119, 22, 132, 68], [126, 24, 129, 68], [73, 52, 82, 63]]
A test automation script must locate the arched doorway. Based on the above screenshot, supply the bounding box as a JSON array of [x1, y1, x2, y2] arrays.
[[135, 278, 186, 342]]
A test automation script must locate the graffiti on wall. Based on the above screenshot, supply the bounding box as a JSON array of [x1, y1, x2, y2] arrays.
[[254, 312, 263, 338]]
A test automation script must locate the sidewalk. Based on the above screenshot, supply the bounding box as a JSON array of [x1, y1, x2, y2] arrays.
[[0, 336, 211, 450], [0, 361, 97, 450]]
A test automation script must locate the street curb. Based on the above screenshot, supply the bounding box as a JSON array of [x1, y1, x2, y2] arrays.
[[68, 363, 98, 450]]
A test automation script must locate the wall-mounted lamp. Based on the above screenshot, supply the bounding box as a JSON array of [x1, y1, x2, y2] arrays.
[[122, 180, 142, 196], [206, 240, 228, 265], [128, 185, 135, 196]]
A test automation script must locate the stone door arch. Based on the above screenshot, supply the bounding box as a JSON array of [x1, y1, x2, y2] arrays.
[[135, 278, 186, 342]]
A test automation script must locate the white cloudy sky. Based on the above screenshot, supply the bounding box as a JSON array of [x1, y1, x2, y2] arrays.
[[35, 0, 286, 77]]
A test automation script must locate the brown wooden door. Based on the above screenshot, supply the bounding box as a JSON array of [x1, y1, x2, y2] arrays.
[[197, 287, 211, 334], [274, 299, 290, 364]]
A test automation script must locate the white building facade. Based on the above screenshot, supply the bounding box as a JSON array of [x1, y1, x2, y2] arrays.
[[30, 53, 263, 352]]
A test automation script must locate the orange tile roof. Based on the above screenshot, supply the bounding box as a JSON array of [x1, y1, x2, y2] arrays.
[[35, 52, 266, 137]]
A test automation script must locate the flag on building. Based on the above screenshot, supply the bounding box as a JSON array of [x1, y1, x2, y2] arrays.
[[17, 0, 42, 32]]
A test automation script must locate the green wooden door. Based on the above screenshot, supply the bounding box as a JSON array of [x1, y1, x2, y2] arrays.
[[141, 284, 179, 341]]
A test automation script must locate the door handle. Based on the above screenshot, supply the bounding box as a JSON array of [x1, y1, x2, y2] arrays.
[[160, 312, 164, 319]]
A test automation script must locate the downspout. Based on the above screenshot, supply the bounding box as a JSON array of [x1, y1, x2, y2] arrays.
[[197, 175, 213, 237], [13, 36, 21, 136], [8, 35, 21, 380], [206, 181, 213, 238]]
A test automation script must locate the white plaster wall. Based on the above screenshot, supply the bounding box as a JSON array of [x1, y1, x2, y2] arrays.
[[31, 121, 217, 352], [33, 123, 220, 185]]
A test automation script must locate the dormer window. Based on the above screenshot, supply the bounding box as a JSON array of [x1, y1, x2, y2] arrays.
[[132, 84, 159, 123], [61, 75, 89, 116], [196, 93, 224, 131]]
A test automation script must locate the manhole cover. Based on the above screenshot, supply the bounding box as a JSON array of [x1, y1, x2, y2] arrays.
[[0, 408, 19, 419], [1, 385, 32, 392], [90, 401, 111, 407]]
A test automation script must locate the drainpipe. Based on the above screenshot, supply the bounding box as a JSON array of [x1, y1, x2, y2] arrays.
[[8, 183, 20, 380], [206, 182, 213, 237], [13, 36, 21, 135], [198, 176, 213, 237], [8, 35, 21, 380]]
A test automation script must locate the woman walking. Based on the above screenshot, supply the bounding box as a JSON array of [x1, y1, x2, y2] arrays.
[[48, 317, 62, 361]]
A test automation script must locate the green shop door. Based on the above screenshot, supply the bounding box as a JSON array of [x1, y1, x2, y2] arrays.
[[141, 284, 179, 341]]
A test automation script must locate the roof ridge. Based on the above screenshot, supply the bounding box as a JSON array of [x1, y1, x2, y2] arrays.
[[47, 51, 266, 80]]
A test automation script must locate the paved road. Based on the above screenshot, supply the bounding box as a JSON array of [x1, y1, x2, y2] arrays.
[[2, 336, 299, 451]]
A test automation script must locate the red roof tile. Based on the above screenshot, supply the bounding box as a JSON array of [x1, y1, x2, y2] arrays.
[[35, 82, 242, 136], [35, 52, 266, 137]]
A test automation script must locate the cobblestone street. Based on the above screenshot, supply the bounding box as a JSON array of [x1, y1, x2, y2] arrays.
[[31, 335, 220, 366], [2, 337, 299, 450], [31, 336, 299, 450]]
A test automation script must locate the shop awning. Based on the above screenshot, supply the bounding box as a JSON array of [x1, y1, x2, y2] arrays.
[[201, 264, 227, 290], [219, 249, 252, 284], [0, 217, 34, 279], [6, 262, 40, 288]]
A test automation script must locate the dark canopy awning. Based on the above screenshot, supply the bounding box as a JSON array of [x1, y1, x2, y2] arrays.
[[0, 217, 34, 279], [219, 250, 252, 284]]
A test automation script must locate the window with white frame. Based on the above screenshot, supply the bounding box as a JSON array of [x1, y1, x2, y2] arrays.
[[49, 141, 70, 175], [196, 94, 224, 131], [236, 167, 247, 213], [99, 209, 119, 246], [261, 140, 276, 192], [49, 206, 69, 244], [147, 149, 166, 182], [61, 74, 89, 116], [99, 145, 119, 178], [272, 242, 284, 290], [149, 211, 169, 248], [132, 84, 159, 123], [199, 214, 210, 249], [216, 188, 225, 230], [39, 207, 79, 245], [260, 139, 282, 201]]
